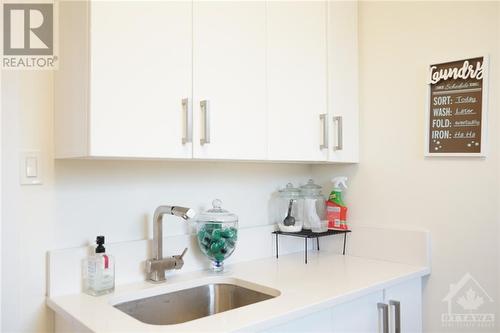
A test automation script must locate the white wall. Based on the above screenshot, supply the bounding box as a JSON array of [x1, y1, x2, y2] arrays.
[[0, 57, 3, 332], [2, 71, 56, 333], [2, 2, 500, 333], [54, 160, 312, 248], [1, 72, 312, 331], [497, 0, 500, 325], [313, 2, 499, 332]]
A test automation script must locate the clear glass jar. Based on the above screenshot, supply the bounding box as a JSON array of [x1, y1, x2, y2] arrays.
[[274, 183, 303, 232], [196, 199, 238, 272], [300, 179, 327, 232]]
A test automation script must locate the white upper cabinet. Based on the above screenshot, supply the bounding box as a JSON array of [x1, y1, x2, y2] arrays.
[[328, 0, 359, 163], [55, 0, 359, 163], [55, 1, 193, 158], [193, 1, 267, 160], [267, 1, 329, 162]]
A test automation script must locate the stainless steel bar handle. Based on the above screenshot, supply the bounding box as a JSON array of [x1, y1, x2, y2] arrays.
[[389, 300, 401, 333], [378, 303, 389, 333], [181, 98, 192, 144], [200, 100, 211, 145], [319, 114, 329, 149], [333, 116, 343, 151]]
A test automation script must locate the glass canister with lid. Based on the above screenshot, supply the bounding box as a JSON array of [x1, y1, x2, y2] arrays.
[[300, 179, 327, 232], [275, 183, 303, 232], [196, 199, 238, 272]]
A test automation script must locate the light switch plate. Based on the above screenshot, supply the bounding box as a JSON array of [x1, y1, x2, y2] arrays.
[[20, 151, 42, 185]]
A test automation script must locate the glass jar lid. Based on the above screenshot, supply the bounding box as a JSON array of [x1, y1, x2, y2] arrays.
[[279, 182, 302, 199], [300, 179, 323, 197], [197, 199, 238, 223]]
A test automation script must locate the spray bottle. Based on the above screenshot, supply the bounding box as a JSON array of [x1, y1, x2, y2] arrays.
[[326, 177, 348, 230]]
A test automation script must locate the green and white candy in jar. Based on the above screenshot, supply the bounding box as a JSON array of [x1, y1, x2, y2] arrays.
[[196, 199, 238, 272]]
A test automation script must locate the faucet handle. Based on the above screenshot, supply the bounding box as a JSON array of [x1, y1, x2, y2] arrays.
[[180, 247, 188, 259], [172, 248, 188, 270]]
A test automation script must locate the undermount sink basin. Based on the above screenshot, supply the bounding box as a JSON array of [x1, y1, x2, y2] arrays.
[[113, 281, 280, 325]]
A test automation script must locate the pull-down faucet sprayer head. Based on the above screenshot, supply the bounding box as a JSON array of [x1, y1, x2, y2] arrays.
[[153, 205, 196, 223], [171, 206, 196, 220]]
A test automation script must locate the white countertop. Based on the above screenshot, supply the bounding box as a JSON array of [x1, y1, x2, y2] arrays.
[[47, 251, 430, 333]]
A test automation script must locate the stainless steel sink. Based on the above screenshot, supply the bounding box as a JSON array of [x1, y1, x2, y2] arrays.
[[114, 283, 278, 325]]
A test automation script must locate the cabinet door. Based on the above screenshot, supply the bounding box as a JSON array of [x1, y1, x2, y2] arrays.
[[267, 1, 328, 162], [384, 278, 423, 333], [331, 291, 383, 333], [261, 308, 333, 333], [193, 1, 267, 160], [328, 1, 359, 162], [89, 1, 192, 158]]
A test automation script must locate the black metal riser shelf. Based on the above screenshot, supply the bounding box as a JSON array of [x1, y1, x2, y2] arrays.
[[272, 229, 351, 264]]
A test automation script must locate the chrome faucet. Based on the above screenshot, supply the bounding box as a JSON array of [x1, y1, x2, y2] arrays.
[[146, 205, 196, 283]]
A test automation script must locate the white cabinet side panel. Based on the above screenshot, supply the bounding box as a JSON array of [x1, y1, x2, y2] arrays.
[[55, 1, 89, 158]]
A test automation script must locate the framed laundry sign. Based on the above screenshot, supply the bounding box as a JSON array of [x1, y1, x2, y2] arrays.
[[425, 56, 489, 156]]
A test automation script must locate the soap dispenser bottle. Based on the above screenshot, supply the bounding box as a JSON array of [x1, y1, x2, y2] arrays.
[[83, 236, 115, 296]]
